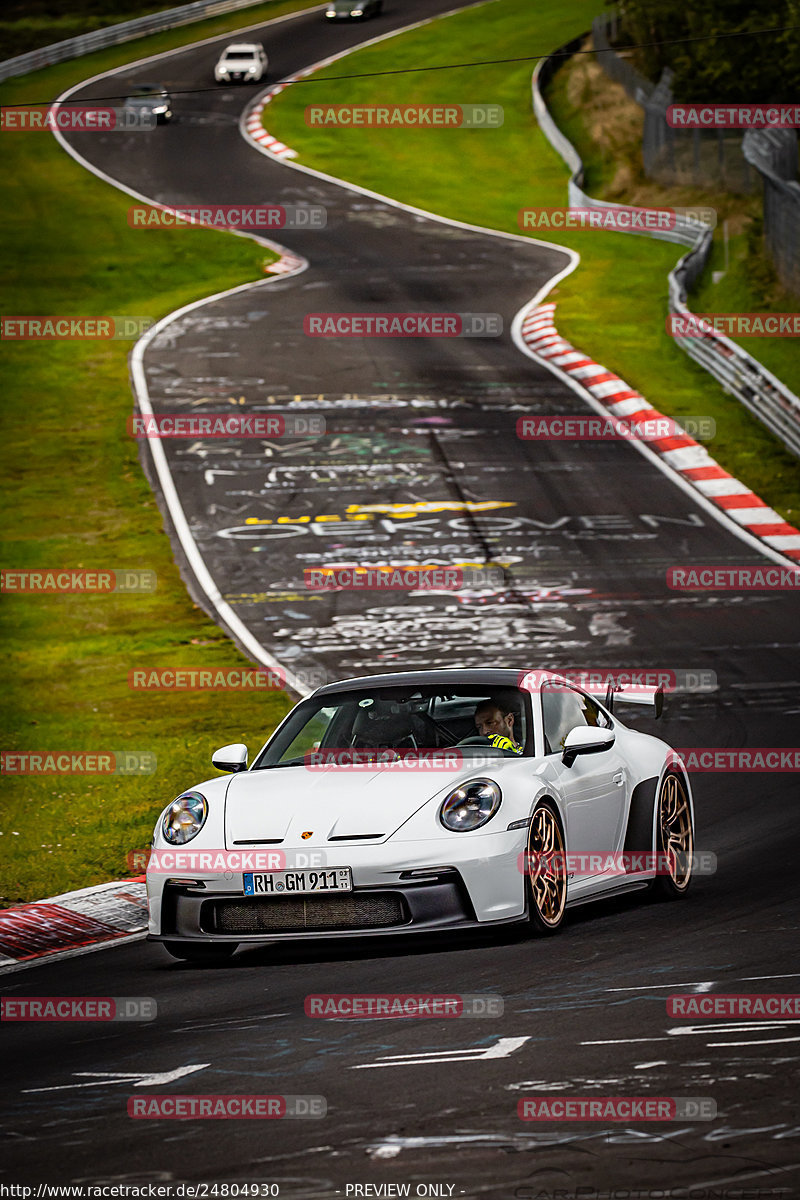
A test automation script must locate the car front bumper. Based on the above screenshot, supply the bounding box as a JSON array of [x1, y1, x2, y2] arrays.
[[149, 869, 528, 945], [148, 828, 529, 942]]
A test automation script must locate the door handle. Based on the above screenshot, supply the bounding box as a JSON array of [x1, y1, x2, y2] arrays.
[[613, 771, 624, 786]]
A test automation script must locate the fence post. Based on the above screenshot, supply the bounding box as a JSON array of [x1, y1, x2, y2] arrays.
[[742, 129, 800, 296]]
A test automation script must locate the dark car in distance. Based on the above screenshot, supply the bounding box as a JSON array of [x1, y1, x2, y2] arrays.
[[122, 83, 173, 125], [325, 0, 383, 19]]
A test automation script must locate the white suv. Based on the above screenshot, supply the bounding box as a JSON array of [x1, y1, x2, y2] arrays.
[[214, 43, 268, 84]]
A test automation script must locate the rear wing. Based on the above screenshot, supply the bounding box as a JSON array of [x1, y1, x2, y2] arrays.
[[600, 682, 664, 719]]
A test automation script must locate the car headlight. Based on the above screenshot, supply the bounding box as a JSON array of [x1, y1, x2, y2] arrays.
[[439, 778, 501, 832], [162, 791, 207, 844]]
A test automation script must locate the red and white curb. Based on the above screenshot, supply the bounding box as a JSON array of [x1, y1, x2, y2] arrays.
[[0, 879, 147, 973], [244, 70, 317, 159], [264, 247, 306, 275], [521, 303, 800, 563]]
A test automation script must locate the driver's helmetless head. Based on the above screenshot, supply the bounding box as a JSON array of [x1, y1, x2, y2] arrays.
[[475, 700, 515, 740]]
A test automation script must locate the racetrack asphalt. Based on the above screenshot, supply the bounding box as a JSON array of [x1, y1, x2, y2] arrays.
[[3, 2, 799, 1195]]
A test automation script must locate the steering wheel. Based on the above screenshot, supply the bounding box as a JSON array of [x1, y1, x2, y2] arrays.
[[455, 735, 492, 747]]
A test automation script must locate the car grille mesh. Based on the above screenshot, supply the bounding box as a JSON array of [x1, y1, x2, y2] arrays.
[[205, 893, 407, 934]]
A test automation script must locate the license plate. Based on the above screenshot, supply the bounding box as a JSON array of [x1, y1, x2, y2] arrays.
[[243, 868, 353, 896]]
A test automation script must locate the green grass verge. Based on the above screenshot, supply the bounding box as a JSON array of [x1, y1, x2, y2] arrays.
[[0, 4, 326, 907], [264, 0, 800, 522], [1, 0, 189, 61]]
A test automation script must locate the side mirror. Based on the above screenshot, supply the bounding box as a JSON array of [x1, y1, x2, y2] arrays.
[[212, 743, 248, 773], [561, 726, 615, 768]]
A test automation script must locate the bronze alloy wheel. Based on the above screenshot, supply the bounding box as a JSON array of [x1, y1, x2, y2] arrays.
[[526, 803, 567, 934], [654, 772, 694, 897]]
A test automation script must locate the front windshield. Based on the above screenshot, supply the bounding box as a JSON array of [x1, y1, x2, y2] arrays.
[[252, 685, 532, 769]]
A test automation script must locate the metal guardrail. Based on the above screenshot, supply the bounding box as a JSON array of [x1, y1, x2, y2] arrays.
[[0, 0, 285, 82], [669, 243, 800, 459], [533, 51, 707, 250], [531, 41, 800, 461]]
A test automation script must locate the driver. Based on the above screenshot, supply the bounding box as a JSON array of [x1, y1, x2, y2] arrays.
[[474, 698, 523, 755]]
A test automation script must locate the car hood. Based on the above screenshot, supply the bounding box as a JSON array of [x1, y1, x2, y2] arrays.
[[223, 760, 516, 847]]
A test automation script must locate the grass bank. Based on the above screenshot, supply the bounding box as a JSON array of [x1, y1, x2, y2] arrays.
[[0, 2, 322, 906]]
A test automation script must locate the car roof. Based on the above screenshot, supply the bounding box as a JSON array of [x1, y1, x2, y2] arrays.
[[312, 668, 530, 698], [128, 83, 166, 92], [222, 43, 261, 52]]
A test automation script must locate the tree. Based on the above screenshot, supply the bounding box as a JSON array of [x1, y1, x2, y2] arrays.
[[611, 0, 800, 100]]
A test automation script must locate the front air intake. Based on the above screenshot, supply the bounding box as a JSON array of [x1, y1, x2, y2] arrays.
[[202, 892, 408, 934]]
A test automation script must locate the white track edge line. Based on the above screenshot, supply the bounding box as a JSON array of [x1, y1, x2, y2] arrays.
[[49, 15, 323, 696]]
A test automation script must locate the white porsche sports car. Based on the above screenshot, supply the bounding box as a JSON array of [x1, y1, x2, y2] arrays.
[[147, 669, 695, 962]]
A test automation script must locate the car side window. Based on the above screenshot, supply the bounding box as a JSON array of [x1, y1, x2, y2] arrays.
[[541, 685, 609, 754]]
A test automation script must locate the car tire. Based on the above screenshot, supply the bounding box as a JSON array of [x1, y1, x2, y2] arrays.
[[525, 801, 567, 935], [649, 771, 694, 901], [163, 942, 238, 963]]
